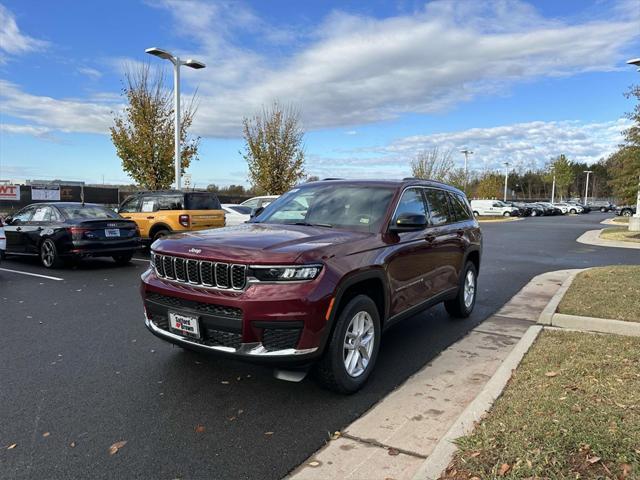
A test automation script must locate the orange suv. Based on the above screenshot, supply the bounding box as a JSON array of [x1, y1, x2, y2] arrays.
[[118, 191, 225, 242]]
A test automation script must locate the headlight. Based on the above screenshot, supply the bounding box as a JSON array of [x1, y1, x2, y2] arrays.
[[250, 265, 322, 282]]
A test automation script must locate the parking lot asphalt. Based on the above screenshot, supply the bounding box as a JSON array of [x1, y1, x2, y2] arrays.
[[1, 213, 638, 480]]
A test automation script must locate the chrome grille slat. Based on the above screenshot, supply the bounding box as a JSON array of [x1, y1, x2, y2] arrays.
[[153, 254, 245, 290]]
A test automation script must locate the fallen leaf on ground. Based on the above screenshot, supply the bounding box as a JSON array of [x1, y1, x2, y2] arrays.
[[221, 381, 230, 385], [264, 431, 274, 436], [7, 443, 17, 450], [587, 456, 601, 464], [108, 440, 127, 455], [70, 441, 76, 448], [42, 432, 50, 438], [498, 463, 511, 476], [195, 425, 205, 433], [545, 371, 558, 377], [330, 431, 341, 440], [469, 451, 481, 458], [621, 463, 632, 478], [388, 448, 400, 456], [308, 461, 320, 467]]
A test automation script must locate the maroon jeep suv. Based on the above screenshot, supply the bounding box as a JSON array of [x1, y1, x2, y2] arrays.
[[141, 179, 482, 393]]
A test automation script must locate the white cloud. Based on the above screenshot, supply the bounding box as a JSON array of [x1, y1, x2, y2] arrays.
[[305, 118, 629, 178], [0, 80, 115, 135], [77, 66, 102, 80], [0, 3, 48, 62]]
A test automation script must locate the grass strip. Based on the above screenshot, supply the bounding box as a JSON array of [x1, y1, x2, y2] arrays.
[[557, 266, 640, 322], [441, 330, 640, 479], [600, 227, 640, 243]]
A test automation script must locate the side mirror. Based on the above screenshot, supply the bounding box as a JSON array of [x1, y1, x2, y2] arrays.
[[250, 206, 264, 219], [390, 213, 427, 232], [4, 216, 12, 225]]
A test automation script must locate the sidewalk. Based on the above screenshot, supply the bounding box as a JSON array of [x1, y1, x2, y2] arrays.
[[288, 270, 577, 480], [576, 229, 640, 249]]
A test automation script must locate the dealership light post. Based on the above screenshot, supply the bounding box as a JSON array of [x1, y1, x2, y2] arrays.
[[145, 48, 205, 190], [583, 170, 593, 205], [460, 149, 473, 193], [627, 58, 640, 231], [503, 162, 510, 202]]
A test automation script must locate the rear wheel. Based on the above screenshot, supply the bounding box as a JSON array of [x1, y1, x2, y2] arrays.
[[444, 262, 477, 319], [113, 253, 134, 265], [570, 208, 577, 214], [40, 239, 63, 268], [151, 228, 170, 242], [531, 210, 538, 217], [314, 295, 381, 394], [600, 207, 607, 212], [473, 211, 480, 217], [503, 211, 511, 217], [623, 209, 633, 217]]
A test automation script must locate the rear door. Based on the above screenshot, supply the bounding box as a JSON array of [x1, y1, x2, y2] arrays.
[[423, 188, 463, 296], [5, 206, 36, 253]]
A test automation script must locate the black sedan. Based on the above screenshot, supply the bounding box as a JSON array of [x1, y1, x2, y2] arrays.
[[2, 202, 142, 268]]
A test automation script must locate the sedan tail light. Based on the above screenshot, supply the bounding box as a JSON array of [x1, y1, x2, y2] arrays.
[[179, 214, 190, 228], [68, 227, 96, 241]]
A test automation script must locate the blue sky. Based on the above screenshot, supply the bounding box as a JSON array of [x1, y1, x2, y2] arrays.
[[0, 0, 639, 186]]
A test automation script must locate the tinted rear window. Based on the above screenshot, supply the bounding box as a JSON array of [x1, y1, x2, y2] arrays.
[[186, 193, 221, 210], [448, 193, 472, 221], [59, 205, 120, 220], [424, 189, 452, 226]]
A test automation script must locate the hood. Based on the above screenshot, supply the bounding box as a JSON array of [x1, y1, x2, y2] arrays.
[[153, 223, 371, 264]]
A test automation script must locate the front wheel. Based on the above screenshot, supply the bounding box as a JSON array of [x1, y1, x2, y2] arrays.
[[314, 295, 381, 394], [40, 239, 63, 268], [531, 210, 538, 217], [623, 209, 633, 217], [570, 209, 577, 214], [444, 262, 477, 319], [113, 253, 134, 265], [503, 211, 511, 217], [473, 211, 480, 217]]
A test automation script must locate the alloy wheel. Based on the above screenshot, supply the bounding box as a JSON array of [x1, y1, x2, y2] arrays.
[[343, 311, 375, 378], [41, 240, 55, 268], [463, 269, 476, 309]]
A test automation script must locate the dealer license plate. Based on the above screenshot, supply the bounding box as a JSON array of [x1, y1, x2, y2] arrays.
[[169, 311, 200, 338], [105, 228, 120, 237]]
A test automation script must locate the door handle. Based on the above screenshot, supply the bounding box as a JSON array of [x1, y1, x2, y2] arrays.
[[146, 216, 155, 219], [456, 229, 464, 237], [16, 227, 22, 232], [424, 234, 435, 243]]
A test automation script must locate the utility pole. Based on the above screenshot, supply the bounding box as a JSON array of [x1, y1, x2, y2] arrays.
[[583, 170, 592, 205], [503, 162, 510, 202], [460, 149, 473, 193], [551, 175, 556, 203]]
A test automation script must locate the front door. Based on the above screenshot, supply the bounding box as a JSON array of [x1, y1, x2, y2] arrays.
[[4, 206, 36, 253], [386, 188, 434, 316]]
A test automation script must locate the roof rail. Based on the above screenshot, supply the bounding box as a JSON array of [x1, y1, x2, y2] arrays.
[[321, 177, 343, 181]]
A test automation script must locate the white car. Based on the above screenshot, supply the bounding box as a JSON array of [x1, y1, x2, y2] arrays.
[[552, 203, 582, 214], [240, 195, 279, 210], [0, 218, 5, 264], [221, 204, 251, 226], [470, 199, 519, 217]]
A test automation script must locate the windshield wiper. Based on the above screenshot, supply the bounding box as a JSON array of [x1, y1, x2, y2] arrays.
[[289, 221, 333, 228]]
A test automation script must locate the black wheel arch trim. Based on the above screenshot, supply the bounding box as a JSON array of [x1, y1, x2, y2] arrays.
[[148, 223, 173, 238]]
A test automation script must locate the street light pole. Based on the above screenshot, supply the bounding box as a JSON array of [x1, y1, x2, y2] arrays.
[[626, 58, 640, 230], [503, 162, 510, 202], [551, 175, 556, 203], [145, 47, 205, 190], [460, 149, 473, 193], [583, 170, 593, 205]]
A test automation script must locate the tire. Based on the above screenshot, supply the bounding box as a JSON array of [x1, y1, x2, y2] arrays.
[[112, 252, 134, 265], [623, 209, 633, 217], [40, 238, 63, 269], [314, 295, 381, 394], [151, 228, 171, 242], [600, 207, 607, 212], [503, 211, 511, 217], [444, 262, 478, 319], [570, 209, 577, 214], [473, 211, 479, 217], [531, 210, 538, 217]]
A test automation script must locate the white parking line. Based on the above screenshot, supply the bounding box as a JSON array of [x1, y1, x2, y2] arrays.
[[0, 268, 64, 281]]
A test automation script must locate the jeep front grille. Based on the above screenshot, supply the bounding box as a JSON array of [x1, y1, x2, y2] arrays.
[[152, 253, 247, 290]]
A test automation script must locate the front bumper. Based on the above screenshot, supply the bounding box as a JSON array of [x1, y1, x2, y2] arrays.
[[140, 266, 337, 365]]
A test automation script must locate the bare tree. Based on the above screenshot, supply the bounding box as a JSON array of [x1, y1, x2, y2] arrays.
[[110, 64, 199, 190], [410, 147, 455, 182], [242, 102, 305, 195]]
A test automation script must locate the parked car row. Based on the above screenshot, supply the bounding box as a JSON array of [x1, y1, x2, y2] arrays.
[[615, 205, 637, 217], [469, 199, 596, 217]]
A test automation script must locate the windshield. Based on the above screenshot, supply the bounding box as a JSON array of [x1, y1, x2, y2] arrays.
[[58, 205, 120, 220], [254, 184, 395, 232]]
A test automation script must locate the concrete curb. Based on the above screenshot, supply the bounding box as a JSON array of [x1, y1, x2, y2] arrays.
[[411, 325, 543, 480], [551, 313, 640, 336], [600, 218, 626, 225], [537, 270, 584, 325], [576, 229, 640, 249]]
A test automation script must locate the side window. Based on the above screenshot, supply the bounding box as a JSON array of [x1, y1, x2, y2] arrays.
[[119, 197, 140, 213], [50, 207, 64, 222], [32, 206, 53, 222], [243, 198, 258, 209], [140, 197, 158, 213], [12, 206, 36, 224], [157, 195, 184, 210], [424, 189, 452, 226], [448, 193, 472, 221], [394, 188, 427, 219]]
